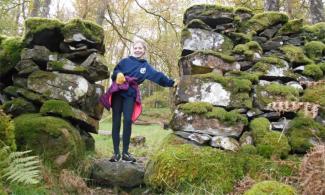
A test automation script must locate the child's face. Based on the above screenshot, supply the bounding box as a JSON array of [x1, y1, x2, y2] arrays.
[[132, 43, 146, 59]]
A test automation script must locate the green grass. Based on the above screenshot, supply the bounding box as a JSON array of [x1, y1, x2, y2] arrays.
[[93, 120, 172, 158]]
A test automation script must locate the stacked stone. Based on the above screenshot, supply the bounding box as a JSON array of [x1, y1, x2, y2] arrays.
[[171, 4, 325, 154], [0, 18, 109, 167]]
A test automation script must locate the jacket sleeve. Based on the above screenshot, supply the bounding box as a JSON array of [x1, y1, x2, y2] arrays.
[[111, 59, 124, 81], [145, 63, 175, 87]]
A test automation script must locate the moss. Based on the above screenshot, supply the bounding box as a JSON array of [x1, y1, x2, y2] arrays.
[[226, 71, 260, 84], [3, 86, 19, 97], [255, 83, 299, 107], [195, 72, 252, 93], [304, 41, 325, 60], [277, 19, 303, 36], [24, 17, 64, 35], [287, 116, 325, 153], [14, 114, 84, 168], [195, 50, 235, 62], [219, 36, 234, 54], [244, 180, 297, 195], [231, 92, 253, 109], [181, 28, 192, 43], [302, 84, 325, 107], [146, 134, 300, 193], [228, 32, 252, 44], [250, 118, 290, 159], [240, 12, 289, 33], [40, 100, 74, 117], [145, 134, 245, 194], [239, 144, 257, 155], [206, 107, 248, 125], [280, 45, 313, 65], [185, 4, 234, 15], [319, 62, 325, 72], [233, 41, 262, 60], [47, 60, 87, 73], [185, 19, 211, 29], [0, 110, 16, 151], [265, 83, 299, 97], [2, 98, 37, 117], [62, 19, 104, 43], [302, 64, 323, 79], [234, 7, 253, 15], [178, 102, 213, 115], [28, 70, 56, 81], [303, 22, 325, 41], [0, 37, 24, 77]]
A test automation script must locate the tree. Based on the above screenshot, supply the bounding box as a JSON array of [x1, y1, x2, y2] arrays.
[[264, 0, 279, 11], [30, 0, 40, 17], [310, 0, 325, 24]]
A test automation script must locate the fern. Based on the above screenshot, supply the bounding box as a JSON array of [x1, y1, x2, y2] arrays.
[[0, 143, 41, 185]]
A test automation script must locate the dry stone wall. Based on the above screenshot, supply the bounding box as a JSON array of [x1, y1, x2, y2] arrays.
[[171, 5, 325, 156]]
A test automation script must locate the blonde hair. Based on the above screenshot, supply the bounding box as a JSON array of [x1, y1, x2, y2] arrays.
[[133, 39, 147, 51]]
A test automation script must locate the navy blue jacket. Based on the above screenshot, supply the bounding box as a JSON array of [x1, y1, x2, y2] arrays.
[[111, 56, 175, 97]]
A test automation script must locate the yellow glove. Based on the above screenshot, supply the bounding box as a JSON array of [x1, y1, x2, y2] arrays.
[[116, 72, 126, 84]]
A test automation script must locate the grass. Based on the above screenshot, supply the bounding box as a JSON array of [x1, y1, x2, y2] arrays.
[[93, 119, 172, 158]]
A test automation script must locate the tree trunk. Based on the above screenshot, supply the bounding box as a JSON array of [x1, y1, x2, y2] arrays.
[[310, 0, 325, 24], [287, 0, 293, 18], [96, 0, 108, 25], [264, 0, 280, 11], [30, 0, 41, 17], [41, 0, 52, 18]]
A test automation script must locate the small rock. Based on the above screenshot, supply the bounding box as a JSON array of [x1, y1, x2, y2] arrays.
[[210, 136, 240, 151]]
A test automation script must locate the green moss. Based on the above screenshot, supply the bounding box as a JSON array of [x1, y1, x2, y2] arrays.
[[178, 102, 213, 115], [244, 180, 297, 195], [228, 32, 252, 44], [287, 116, 325, 153], [303, 22, 325, 41], [24, 17, 64, 35], [3, 86, 19, 97], [146, 134, 300, 193], [145, 134, 244, 194], [250, 118, 290, 159], [2, 98, 37, 116], [260, 56, 287, 67], [206, 107, 248, 125], [280, 45, 313, 64], [220, 36, 234, 54], [0, 37, 24, 77], [181, 28, 192, 43], [195, 50, 235, 62], [231, 92, 253, 109], [14, 114, 84, 168], [28, 70, 56, 81], [233, 41, 262, 60], [62, 19, 104, 43], [195, 72, 252, 93], [234, 7, 253, 15], [301, 84, 325, 107], [226, 71, 260, 84], [40, 100, 74, 117], [0, 110, 16, 151], [47, 60, 87, 73], [185, 19, 211, 29], [302, 64, 323, 79], [319, 62, 325, 72], [241, 12, 289, 33], [265, 83, 299, 97], [277, 19, 303, 36], [239, 144, 257, 155], [255, 83, 299, 107], [304, 41, 325, 60]]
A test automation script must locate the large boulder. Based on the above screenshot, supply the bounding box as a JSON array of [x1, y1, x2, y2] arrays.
[[14, 114, 84, 168], [179, 51, 240, 75], [91, 159, 145, 188], [170, 104, 246, 138], [183, 4, 234, 28], [181, 28, 233, 55], [175, 74, 252, 109]]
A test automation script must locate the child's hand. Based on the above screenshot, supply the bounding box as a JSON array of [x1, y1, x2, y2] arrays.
[[116, 72, 126, 84]]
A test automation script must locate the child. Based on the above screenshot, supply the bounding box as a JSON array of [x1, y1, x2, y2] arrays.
[[101, 40, 177, 162]]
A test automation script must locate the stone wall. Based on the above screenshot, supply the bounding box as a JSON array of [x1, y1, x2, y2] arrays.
[[0, 18, 109, 167], [171, 4, 325, 157]]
